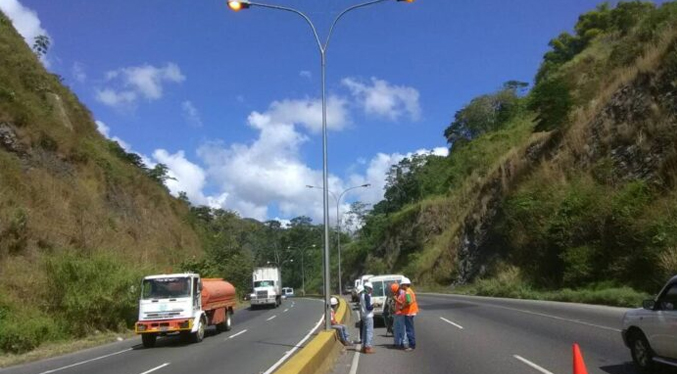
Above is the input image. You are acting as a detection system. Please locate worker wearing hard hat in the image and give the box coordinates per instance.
[391,282,407,349]
[355,285,365,344]
[330,297,353,346]
[400,277,418,351]
[360,281,375,354]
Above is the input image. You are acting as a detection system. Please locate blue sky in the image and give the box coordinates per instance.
[2,0,634,222]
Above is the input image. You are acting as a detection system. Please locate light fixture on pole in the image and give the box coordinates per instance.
[307,183,370,296]
[227,0,414,331]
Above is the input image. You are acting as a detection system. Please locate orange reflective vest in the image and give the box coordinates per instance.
[402,288,419,316]
[394,290,406,316]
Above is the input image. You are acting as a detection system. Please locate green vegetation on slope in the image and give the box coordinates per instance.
[344,1,677,303]
[0,11,202,354]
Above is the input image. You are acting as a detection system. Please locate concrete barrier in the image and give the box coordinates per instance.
[275,296,350,374]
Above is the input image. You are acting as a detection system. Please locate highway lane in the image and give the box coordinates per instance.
[1,298,322,374]
[331,294,677,374]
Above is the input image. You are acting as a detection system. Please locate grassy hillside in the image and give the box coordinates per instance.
[0,12,202,354]
[344,1,677,306]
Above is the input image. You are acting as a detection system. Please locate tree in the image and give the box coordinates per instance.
[343,202,371,237]
[32,35,50,58]
[147,163,175,185]
[444,84,522,145]
[178,191,190,205]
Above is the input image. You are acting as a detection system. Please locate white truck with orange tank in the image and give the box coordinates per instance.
[135,273,237,348]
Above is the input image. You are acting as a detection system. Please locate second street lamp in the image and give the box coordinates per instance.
[307,184,370,296]
[226,0,414,331]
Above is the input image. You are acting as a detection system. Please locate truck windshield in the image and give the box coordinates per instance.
[254,281,273,287]
[142,277,191,299]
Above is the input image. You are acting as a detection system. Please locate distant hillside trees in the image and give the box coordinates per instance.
[444,81,526,146]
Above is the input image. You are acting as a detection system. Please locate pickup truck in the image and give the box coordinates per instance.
[622,275,677,373]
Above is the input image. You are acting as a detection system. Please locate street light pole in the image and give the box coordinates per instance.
[227,0,415,331]
[307,184,370,296]
[288,244,314,296]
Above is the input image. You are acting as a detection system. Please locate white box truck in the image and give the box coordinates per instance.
[250,267,282,308]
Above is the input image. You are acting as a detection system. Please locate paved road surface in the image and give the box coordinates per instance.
[331,294,677,374]
[1,298,323,374]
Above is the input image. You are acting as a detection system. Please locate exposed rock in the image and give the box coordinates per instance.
[0,121,25,155]
[46,92,73,131]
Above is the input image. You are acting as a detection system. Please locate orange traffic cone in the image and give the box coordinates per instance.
[573,343,588,374]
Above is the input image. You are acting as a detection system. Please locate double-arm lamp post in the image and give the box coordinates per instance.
[226,0,414,331]
[287,244,316,297]
[307,184,370,296]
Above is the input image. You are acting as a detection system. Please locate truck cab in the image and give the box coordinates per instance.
[250,267,282,308]
[135,273,236,348]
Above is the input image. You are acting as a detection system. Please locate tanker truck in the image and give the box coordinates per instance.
[135,273,237,348]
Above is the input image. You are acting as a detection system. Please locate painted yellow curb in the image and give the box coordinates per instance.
[275,296,350,374]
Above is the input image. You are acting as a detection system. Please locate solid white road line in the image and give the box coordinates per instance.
[424,293,621,332]
[262,314,325,374]
[440,316,464,329]
[513,355,554,374]
[139,363,170,374]
[348,345,361,374]
[495,304,621,332]
[283,308,289,313]
[267,315,277,321]
[39,348,133,374]
[227,329,248,339]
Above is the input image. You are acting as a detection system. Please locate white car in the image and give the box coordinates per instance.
[622,275,677,373]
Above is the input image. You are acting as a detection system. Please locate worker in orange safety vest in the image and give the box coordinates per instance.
[391,282,407,349]
[400,277,418,351]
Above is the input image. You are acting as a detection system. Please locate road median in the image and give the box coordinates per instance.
[275,296,349,374]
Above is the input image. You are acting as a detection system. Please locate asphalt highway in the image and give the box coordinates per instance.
[1,298,323,374]
[331,294,677,374]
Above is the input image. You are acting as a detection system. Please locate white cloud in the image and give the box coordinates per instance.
[181,100,203,127]
[96,63,185,108]
[95,120,110,138]
[152,149,218,206]
[0,0,48,46]
[299,70,312,79]
[263,96,350,133]
[195,95,354,221]
[95,120,132,151]
[72,62,86,83]
[96,89,137,108]
[1,0,51,67]
[342,77,421,121]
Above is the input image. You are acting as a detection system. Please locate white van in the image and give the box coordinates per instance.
[367,274,405,319]
[281,287,294,298]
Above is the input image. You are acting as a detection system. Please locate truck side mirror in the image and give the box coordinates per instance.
[643,299,656,310]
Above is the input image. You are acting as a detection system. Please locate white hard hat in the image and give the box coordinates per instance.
[330,297,339,306]
[356,285,364,293]
[364,281,373,289]
[401,277,412,285]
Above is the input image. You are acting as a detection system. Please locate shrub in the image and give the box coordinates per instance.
[0,296,62,354]
[561,245,597,287]
[43,252,142,336]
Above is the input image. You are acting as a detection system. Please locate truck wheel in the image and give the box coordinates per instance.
[217,311,233,332]
[141,334,157,348]
[630,332,655,374]
[191,317,205,343]
[225,310,232,331]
